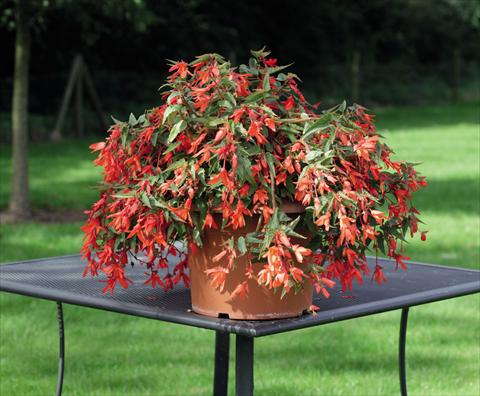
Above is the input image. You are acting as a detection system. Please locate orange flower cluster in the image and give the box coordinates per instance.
[82,49,426,298]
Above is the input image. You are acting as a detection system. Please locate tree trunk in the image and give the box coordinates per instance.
[9,0,31,220]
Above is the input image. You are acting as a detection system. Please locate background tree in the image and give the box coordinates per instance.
[2,0,156,221]
[8,0,33,221]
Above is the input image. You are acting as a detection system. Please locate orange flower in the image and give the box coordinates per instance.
[371,210,387,224]
[262,205,274,223]
[290,267,305,282]
[257,265,273,288]
[169,61,189,79]
[315,212,331,231]
[253,188,268,204]
[203,213,218,230]
[291,244,312,263]
[282,95,295,111]
[248,121,268,145]
[265,117,276,131]
[373,265,387,285]
[338,213,358,245]
[283,156,294,174]
[205,267,229,292]
[89,141,105,152]
[263,246,282,268]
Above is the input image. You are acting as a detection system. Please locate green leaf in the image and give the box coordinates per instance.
[168,120,187,143]
[265,152,277,181]
[260,208,280,254]
[244,90,268,104]
[163,140,181,154]
[237,236,247,255]
[111,115,123,124]
[236,151,255,184]
[113,192,135,199]
[263,72,271,91]
[303,113,333,140]
[151,131,159,146]
[267,63,294,75]
[288,215,302,231]
[128,113,138,126]
[218,100,233,109]
[190,54,211,66]
[121,125,129,146]
[192,228,203,247]
[137,114,146,125]
[140,192,152,208]
[167,91,180,105]
[324,127,337,152]
[305,150,323,162]
[250,47,270,58]
[224,92,237,107]
[162,105,181,125]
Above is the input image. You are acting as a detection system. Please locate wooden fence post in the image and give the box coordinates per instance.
[51,54,107,140]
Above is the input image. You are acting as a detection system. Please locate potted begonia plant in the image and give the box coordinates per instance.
[82,48,426,320]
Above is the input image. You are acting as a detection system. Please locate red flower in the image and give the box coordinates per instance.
[282,95,295,111]
[89,141,105,152]
[372,265,387,285]
[144,271,164,289]
[264,58,277,67]
[169,61,189,79]
[253,189,268,205]
[203,213,218,230]
[248,121,268,145]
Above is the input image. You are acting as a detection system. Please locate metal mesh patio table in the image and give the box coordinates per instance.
[1,254,479,396]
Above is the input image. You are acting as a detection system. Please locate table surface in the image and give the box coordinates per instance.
[1,255,479,337]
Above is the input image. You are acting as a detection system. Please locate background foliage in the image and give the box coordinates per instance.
[0,0,479,141]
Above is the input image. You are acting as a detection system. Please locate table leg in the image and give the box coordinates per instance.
[399,307,409,396]
[235,335,254,396]
[214,331,230,396]
[56,302,65,396]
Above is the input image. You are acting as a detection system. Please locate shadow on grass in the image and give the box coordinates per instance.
[256,305,479,373]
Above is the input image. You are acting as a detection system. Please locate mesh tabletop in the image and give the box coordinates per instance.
[1,255,479,337]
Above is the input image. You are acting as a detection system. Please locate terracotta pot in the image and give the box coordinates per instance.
[188,203,313,320]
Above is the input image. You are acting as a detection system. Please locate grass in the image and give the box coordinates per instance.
[1,102,479,395]
[0,139,101,210]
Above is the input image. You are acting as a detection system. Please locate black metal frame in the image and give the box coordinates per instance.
[214,331,230,396]
[53,305,411,396]
[399,307,410,396]
[1,255,478,338]
[56,302,65,396]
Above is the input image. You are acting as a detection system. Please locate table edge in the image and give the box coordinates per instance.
[1,277,478,337]
[254,280,480,337]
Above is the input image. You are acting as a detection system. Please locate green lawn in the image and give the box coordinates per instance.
[0,139,102,211]
[1,102,479,395]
